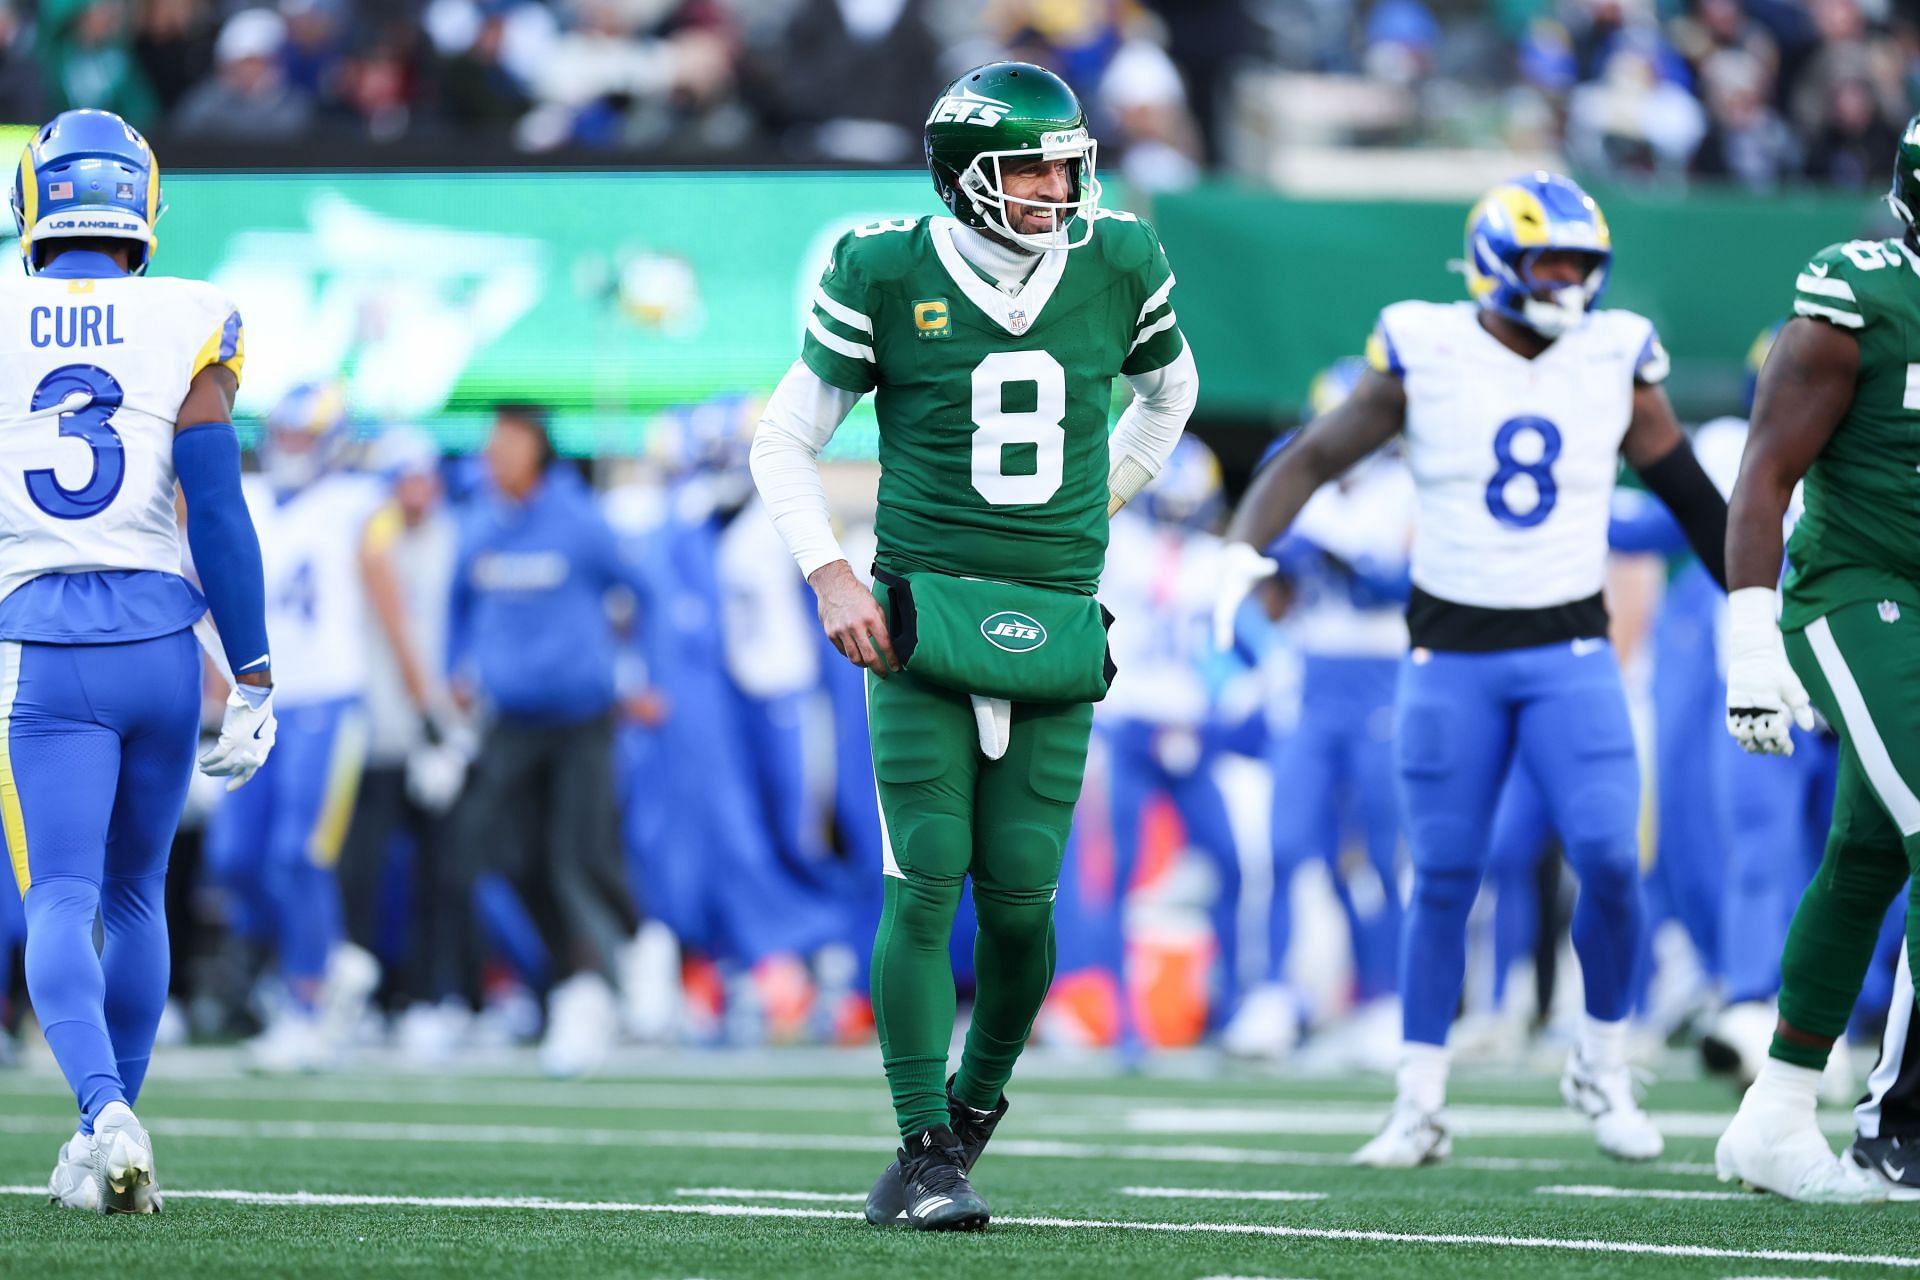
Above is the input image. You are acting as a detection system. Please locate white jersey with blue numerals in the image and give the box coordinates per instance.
[244,472,384,708]
[0,272,242,606]
[1369,300,1666,610]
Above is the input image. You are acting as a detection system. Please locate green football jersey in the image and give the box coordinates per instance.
[1781,238,1920,629]
[801,212,1184,595]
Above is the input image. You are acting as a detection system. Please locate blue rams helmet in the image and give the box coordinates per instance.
[10,110,164,276]
[261,381,353,493]
[1139,434,1224,531]
[1463,172,1611,339]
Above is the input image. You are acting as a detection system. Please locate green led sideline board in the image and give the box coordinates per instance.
[1,169,946,457]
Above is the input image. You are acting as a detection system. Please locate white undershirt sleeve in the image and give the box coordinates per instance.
[748,360,864,580]
[1108,343,1199,514]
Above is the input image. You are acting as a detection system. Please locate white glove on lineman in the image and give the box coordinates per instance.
[1725,587,1815,756]
[199,685,278,790]
[1212,540,1281,650]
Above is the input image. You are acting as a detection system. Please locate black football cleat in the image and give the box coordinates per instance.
[895,1124,989,1231]
[1848,1134,1920,1199]
[864,1080,1009,1225]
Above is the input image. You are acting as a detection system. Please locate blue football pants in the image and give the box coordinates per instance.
[1396,641,1644,1047]
[5,632,199,1131]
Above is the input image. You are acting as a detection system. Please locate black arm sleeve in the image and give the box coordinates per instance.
[1635,442,1729,591]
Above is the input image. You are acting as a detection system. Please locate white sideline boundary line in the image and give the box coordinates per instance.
[0,1114,1718,1176]
[0,1114,1716,1177]
[1120,1186,1327,1203]
[673,1187,865,1203]
[1537,1184,1755,1203]
[0,1185,1913,1269]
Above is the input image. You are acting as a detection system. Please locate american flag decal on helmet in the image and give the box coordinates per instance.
[47,182,72,200]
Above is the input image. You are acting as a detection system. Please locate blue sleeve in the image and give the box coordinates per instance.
[1608,488,1688,556]
[1348,554,1413,606]
[173,423,270,678]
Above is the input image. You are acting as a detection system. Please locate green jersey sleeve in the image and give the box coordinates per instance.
[1791,240,1896,333]
[800,228,882,394]
[1119,217,1185,377]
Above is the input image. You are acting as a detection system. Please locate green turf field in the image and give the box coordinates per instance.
[0,1048,1911,1279]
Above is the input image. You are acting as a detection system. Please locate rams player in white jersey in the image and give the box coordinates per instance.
[1218,173,1731,1166]
[3,110,275,1210]
[206,382,420,1072]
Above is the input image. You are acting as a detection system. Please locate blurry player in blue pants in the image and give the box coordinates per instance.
[205,383,390,1072]
[1239,358,1413,1064]
[4,111,276,1211]
[1098,438,1262,1045]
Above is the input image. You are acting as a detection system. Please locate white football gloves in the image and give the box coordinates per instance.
[199,685,277,790]
[1212,540,1281,650]
[1725,587,1814,756]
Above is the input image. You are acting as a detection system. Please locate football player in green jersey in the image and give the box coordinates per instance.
[1714,115,1920,1204]
[749,62,1195,1230]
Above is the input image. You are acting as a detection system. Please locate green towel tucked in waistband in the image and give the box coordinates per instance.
[872,568,1114,705]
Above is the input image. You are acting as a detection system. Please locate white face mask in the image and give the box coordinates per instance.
[263,440,323,494]
[1520,285,1589,339]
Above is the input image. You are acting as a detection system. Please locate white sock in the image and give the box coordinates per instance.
[1747,1056,1822,1113]
[94,1100,133,1128]
[1580,1015,1629,1071]
[1398,1042,1449,1113]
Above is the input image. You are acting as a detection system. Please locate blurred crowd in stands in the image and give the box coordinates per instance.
[0,0,1915,191]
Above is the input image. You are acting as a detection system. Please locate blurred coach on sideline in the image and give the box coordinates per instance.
[448,404,647,1076]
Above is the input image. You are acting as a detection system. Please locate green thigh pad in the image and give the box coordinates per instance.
[867,669,1094,893]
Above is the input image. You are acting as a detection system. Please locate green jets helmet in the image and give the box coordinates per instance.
[1888,112,1920,227]
[924,61,1102,252]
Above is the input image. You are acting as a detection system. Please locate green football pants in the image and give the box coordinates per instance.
[1775,600,1920,1067]
[866,667,1094,1138]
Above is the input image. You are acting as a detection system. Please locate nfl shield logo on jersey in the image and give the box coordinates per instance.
[1007,308,1028,334]
[1880,600,1902,623]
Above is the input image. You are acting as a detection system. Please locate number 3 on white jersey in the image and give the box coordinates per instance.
[970,349,1066,506]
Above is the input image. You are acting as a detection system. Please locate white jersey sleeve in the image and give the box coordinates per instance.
[1380,300,1654,610]
[0,274,241,603]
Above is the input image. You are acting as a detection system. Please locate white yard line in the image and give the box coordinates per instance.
[0,1185,1910,1269]
[1121,1106,1849,1141]
[1536,1184,1756,1203]
[1119,1186,1328,1203]
[672,1187,865,1203]
[0,1113,1714,1176]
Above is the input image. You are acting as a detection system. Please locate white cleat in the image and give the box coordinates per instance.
[540,972,617,1078]
[320,942,383,1051]
[247,1009,330,1074]
[1700,1000,1774,1084]
[1716,1095,1887,1203]
[47,1132,99,1211]
[1220,984,1302,1062]
[90,1102,161,1214]
[1562,1049,1664,1161]
[1352,1100,1451,1168]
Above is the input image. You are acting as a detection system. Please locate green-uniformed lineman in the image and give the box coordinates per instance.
[1716,115,1920,1204]
[748,62,1195,1230]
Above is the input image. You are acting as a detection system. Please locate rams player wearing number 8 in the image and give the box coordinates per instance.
[2,110,275,1211]
[1218,173,1730,1168]
[749,62,1195,1230]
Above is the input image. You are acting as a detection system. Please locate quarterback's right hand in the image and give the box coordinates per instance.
[808,560,900,678]
[199,684,278,790]
[1725,587,1815,756]
[1212,540,1280,651]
